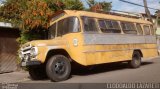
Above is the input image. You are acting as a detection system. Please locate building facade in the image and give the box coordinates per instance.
[0,22,19,73]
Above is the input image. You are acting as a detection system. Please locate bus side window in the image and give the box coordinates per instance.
[57,17,80,37]
[98,20,107,32]
[136,24,143,35]
[150,25,155,35]
[81,16,98,32]
[57,19,64,36]
[49,23,56,39]
[105,20,121,33]
[98,19,121,33]
[64,17,80,33]
[121,22,137,34]
[68,17,80,33]
[143,25,150,35]
[98,20,109,33]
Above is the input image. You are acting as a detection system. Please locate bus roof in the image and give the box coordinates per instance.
[53,10,152,25]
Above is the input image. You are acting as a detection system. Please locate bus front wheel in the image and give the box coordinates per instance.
[46,55,71,82]
[28,66,47,80]
[129,51,141,68]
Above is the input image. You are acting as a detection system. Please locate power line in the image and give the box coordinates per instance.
[119,0,159,11]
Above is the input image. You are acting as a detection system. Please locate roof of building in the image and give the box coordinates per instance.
[140,13,157,18]
[0,22,13,28]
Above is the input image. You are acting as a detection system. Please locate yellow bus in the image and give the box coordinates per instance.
[19,10,158,82]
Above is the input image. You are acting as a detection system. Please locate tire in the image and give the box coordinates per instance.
[46,55,71,82]
[129,51,141,68]
[28,66,47,80]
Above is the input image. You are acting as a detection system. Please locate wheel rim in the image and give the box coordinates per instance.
[134,58,140,65]
[54,61,66,75]
[133,55,141,65]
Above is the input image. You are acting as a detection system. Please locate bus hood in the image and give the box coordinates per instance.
[22,40,60,48]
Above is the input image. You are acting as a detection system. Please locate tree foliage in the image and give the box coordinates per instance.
[0,0,84,31]
[86,0,112,12]
[0,0,111,44]
[0,0,23,27]
[64,0,84,10]
[0,0,84,44]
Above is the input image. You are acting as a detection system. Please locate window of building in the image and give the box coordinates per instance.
[98,19,121,33]
[136,24,143,35]
[143,25,150,35]
[121,22,137,34]
[81,16,98,32]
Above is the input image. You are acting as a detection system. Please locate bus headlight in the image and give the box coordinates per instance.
[30,47,38,57]
[19,51,24,59]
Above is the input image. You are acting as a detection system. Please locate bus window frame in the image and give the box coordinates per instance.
[135,23,143,35]
[143,25,151,35]
[48,22,57,39]
[81,16,99,33]
[120,21,138,35]
[97,19,122,34]
[55,16,81,37]
[79,16,152,36]
[150,25,155,35]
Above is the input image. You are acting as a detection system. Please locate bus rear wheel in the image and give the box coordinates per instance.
[129,51,141,68]
[46,55,71,82]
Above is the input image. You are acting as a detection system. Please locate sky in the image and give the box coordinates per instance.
[0,0,3,3]
[0,0,159,14]
[82,0,160,14]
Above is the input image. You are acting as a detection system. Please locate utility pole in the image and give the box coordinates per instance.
[143,0,153,23]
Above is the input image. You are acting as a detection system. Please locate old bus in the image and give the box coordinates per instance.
[19,10,158,82]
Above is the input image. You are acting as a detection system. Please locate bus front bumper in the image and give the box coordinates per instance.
[21,61,41,67]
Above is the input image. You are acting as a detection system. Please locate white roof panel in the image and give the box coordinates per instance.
[0,22,12,28]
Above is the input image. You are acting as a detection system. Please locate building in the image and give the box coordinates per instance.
[0,22,19,73]
[139,12,160,53]
[140,13,160,33]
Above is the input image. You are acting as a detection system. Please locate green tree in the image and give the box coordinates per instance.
[0,0,84,44]
[0,0,25,27]
[86,0,112,12]
[64,0,84,10]
[0,0,111,44]
[86,0,97,7]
